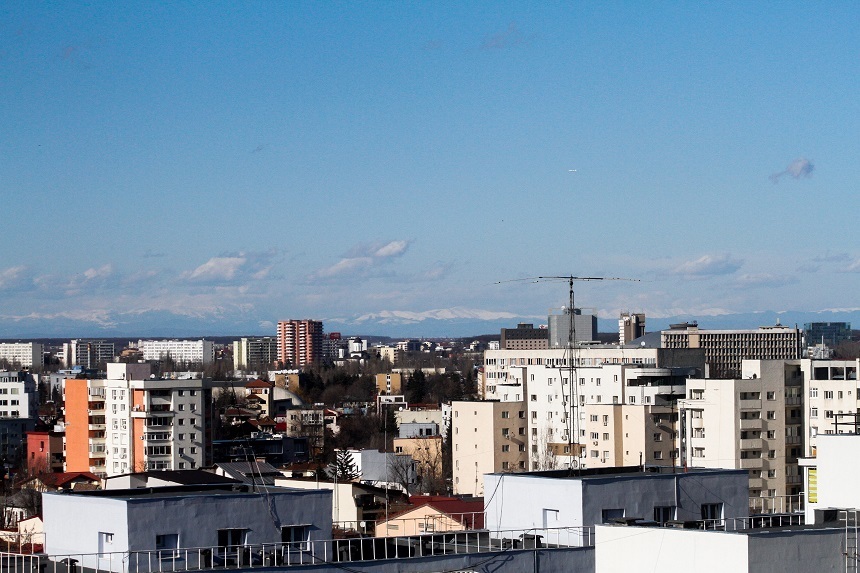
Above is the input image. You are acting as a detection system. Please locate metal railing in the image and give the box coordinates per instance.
[748,494,804,515]
[1,526,594,573]
[699,513,804,531]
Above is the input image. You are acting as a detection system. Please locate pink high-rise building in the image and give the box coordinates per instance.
[277,320,324,366]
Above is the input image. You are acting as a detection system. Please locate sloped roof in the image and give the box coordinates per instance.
[382,496,485,528]
[245,379,273,389]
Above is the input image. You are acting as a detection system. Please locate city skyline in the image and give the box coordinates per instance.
[2,3,858,337]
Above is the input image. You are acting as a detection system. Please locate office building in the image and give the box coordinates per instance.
[500,323,548,350]
[548,309,597,347]
[661,322,802,378]
[619,312,646,344]
[277,319,324,366]
[803,322,851,349]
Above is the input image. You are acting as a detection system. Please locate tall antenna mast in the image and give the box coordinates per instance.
[498,275,640,474]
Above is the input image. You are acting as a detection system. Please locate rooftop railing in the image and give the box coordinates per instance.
[0,526,594,573]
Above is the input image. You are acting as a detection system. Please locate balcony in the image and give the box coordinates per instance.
[786,475,802,485]
[748,478,765,489]
[88,423,106,431]
[149,403,174,413]
[740,439,763,450]
[740,418,762,430]
[739,399,762,410]
[89,449,106,458]
[784,435,801,445]
[785,396,802,406]
[740,458,763,469]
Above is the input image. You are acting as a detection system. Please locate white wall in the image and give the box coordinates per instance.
[595,525,748,572]
[811,434,860,516]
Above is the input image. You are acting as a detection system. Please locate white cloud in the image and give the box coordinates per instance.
[181,251,275,284]
[673,254,743,278]
[734,273,796,288]
[310,240,410,281]
[373,240,409,258]
[770,157,814,183]
[0,266,31,291]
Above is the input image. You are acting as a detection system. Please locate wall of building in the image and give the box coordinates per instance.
[595,525,749,572]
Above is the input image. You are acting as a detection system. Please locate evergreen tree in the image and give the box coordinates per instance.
[327,449,360,481]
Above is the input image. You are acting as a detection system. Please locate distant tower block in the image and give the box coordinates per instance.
[619,312,646,344]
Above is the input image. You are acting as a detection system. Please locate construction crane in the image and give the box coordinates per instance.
[497,275,640,473]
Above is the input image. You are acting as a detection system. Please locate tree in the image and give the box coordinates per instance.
[405,370,428,403]
[327,449,360,482]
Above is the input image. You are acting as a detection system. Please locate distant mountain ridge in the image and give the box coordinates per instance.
[0,307,857,340]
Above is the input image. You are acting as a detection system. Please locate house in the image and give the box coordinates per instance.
[21,471,100,492]
[43,482,333,572]
[376,495,484,537]
[275,476,408,535]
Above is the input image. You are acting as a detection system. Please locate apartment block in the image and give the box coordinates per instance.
[277,320,324,366]
[451,400,528,496]
[376,372,403,395]
[0,342,44,368]
[137,339,215,365]
[64,363,213,477]
[232,337,278,371]
[801,358,860,455]
[678,360,804,498]
[619,312,646,344]
[548,309,597,347]
[661,322,802,378]
[63,339,116,368]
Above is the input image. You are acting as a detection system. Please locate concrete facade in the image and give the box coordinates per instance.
[484,467,749,536]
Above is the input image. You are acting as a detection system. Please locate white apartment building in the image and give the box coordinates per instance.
[677,360,804,498]
[232,337,278,371]
[0,342,43,368]
[800,358,860,455]
[63,339,116,368]
[137,339,215,365]
[0,370,38,419]
[480,348,700,470]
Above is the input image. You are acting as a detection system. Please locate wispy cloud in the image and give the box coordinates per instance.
[181,251,275,284]
[0,266,32,292]
[734,273,796,288]
[770,157,814,183]
[310,240,410,281]
[481,23,530,50]
[843,259,860,273]
[673,254,743,278]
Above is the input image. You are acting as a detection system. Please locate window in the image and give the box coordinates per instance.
[502,428,510,437]
[653,433,662,442]
[824,391,834,399]
[281,526,309,550]
[810,408,818,418]
[654,506,675,524]
[603,433,609,440]
[501,461,509,469]
[766,391,775,400]
[653,451,663,460]
[825,410,834,419]
[591,432,599,440]
[810,388,818,398]
[690,389,704,400]
[700,503,723,521]
[501,411,510,419]
[767,450,775,459]
[601,509,625,523]
[502,445,510,452]
[218,528,249,554]
[766,411,776,420]
[693,447,705,458]
[530,395,537,402]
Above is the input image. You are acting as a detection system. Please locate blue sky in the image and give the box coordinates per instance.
[1,2,858,336]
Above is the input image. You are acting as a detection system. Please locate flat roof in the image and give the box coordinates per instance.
[45,483,327,501]
[488,465,746,480]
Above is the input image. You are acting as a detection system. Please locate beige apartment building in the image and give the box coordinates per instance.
[451,401,527,496]
[678,360,804,498]
[376,372,403,396]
